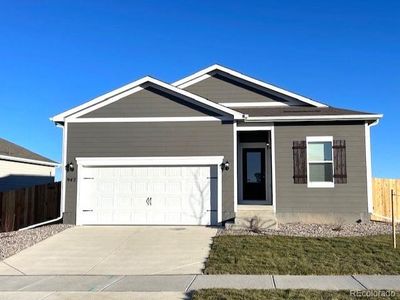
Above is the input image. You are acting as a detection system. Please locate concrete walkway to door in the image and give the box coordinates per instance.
[1,226,217,275]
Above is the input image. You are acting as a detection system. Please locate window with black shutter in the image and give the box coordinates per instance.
[292,140,307,184]
[333,140,347,184]
[293,137,348,187]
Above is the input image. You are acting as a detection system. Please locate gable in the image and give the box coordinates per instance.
[79,85,223,118]
[183,72,310,106]
[52,76,243,122]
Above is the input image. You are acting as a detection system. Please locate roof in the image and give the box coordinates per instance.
[172,64,328,108]
[51,76,245,122]
[0,138,59,166]
[238,107,383,122]
[51,65,383,124]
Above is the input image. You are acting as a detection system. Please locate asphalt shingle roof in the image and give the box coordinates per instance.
[0,138,57,164]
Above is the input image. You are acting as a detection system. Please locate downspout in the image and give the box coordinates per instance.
[369,118,380,128]
[365,118,380,216]
[19,122,66,231]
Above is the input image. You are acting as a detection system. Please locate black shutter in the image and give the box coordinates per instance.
[292,140,307,184]
[333,140,347,184]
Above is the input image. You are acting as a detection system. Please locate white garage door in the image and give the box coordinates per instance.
[78,165,217,225]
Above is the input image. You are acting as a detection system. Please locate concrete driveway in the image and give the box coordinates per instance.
[1,226,217,275]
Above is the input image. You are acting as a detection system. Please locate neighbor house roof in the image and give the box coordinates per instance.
[0,138,59,166]
[239,107,382,122]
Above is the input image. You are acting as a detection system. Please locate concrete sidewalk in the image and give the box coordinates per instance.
[0,275,399,292]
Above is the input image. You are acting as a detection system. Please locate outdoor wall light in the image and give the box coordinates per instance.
[65,162,74,172]
[221,161,230,171]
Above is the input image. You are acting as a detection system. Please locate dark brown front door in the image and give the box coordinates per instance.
[242,148,266,200]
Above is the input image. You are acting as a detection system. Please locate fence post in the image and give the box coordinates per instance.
[392,189,396,249]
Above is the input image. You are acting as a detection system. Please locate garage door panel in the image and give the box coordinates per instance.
[115,181,133,194]
[150,195,166,209]
[165,181,182,194]
[133,211,147,223]
[133,194,149,208]
[78,165,216,225]
[166,167,182,177]
[97,195,114,209]
[148,181,166,193]
[164,212,181,224]
[98,211,113,223]
[166,196,182,210]
[114,196,132,208]
[115,210,131,223]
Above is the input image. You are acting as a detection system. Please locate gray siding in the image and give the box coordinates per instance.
[64,121,234,224]
[274,122,368,220]
[81,86,221,118]
[184,74,306,105]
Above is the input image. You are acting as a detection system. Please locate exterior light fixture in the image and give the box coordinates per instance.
[66,162,74,172]
[221,161,230,171]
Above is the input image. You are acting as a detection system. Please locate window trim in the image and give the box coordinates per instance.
[306,136,334,188]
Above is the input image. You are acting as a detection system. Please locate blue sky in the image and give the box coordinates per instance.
[0,1,399,178]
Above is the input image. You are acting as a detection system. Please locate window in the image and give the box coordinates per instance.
[306,136,334,188]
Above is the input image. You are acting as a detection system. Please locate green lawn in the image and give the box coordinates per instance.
[204,235,400,274]
[192,289,400,300]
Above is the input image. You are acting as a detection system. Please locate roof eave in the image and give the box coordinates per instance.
[244,114,383,123]
[0,154,60,167]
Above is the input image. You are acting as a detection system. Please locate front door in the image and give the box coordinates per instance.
[242,148,266,200]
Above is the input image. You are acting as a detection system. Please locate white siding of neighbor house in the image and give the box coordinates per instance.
[0,160,55,192]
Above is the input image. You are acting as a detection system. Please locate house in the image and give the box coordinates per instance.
[51,65,382,226]
[0,138,59,192]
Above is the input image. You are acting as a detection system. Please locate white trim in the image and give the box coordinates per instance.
[52,76,243,122]
[76,156,224,223]
[172,64,328,108]
[60,123,67,214]
[306,136,335,189]
[236,126,274,131]
[245,114,383,122]
[0,154,59,167]
[76,163,83,226]
[68,116,231,123]
[307,181,335,188]
[177,74,211,89]
[76,156,224,166]
[270,126,276,213]
[233,122,237,213]
[217,164,223,222]
[220,102,289,108]
[365,119,379,213]
[306,136,334,142]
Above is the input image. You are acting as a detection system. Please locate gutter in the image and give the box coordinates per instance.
[244,114,383,122]
[0,155,60,167]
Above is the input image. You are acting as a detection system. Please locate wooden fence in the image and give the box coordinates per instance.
[372,178,400,222]
[0,182,61,232]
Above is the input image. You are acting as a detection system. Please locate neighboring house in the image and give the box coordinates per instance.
[51,65,382,226]
[0,138,59,192]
